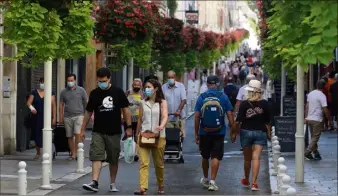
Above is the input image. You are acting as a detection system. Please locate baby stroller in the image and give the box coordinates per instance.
[164,114,184,163]
[52,124,70,160]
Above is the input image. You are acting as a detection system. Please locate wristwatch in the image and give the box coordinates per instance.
[126,125,132,129]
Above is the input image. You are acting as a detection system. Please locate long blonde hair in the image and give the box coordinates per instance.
[246,90,262,102]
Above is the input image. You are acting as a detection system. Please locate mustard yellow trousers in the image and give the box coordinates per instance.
[138,138,166,190]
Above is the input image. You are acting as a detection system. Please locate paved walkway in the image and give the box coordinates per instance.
[269,131,337,195]
[47,116,271,195]
[0,131,93,195]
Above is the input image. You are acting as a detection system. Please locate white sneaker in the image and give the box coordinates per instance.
[208,181,219,191]
[109,183,119,192]
[119,152,124,159]
[200,178,209,188]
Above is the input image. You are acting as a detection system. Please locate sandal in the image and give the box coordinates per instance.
[68,156,76,161]
[134,188,147,195]
[158,185,164,195]
[33,155,40,160]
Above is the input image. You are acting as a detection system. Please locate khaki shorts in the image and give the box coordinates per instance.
[64,115,84,137]
[89,132,121,164]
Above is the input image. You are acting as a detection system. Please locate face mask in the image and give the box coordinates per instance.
[144,88,153,97]
[39,83,44,90]
[98,81,108,89]
[168,79,175,85]
[67,82,75,88]
[133,87,141,92]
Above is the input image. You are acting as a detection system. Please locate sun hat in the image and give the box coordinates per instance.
[245,79,262,92]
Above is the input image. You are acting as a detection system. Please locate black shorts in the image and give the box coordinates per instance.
[199,135,225,160]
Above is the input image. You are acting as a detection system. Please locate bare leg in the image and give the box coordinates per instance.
[243,146,253,181]
[202,159,209,179]
[92,161,102,181]
[68,137,75,157]
[251,144,264,184]
[109,163,118,184]
[210,158,220,181]
[36,147,41,155]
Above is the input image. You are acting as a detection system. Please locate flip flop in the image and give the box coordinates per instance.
[68,156,76,161]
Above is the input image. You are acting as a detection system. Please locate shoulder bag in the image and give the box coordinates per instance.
[139,102,161,148]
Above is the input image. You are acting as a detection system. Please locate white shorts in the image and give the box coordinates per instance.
[64,115,84,137]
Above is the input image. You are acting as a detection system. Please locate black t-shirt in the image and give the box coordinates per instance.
[86,85,129,135]
[236,100,270,131]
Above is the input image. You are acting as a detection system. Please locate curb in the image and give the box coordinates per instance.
[27,162,109,195]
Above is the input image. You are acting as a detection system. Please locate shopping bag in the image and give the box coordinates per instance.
[123,137,136,163]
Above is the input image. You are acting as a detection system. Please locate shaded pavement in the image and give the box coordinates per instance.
[48,116,271,195]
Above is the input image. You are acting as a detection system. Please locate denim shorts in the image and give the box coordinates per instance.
[240,129,267,148]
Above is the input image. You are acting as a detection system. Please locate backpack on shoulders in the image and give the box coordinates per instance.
[200,92,225,132]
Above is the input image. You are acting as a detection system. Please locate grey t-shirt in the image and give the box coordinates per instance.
[60,86,88,118]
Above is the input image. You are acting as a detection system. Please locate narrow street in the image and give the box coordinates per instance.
[48,116,271,195]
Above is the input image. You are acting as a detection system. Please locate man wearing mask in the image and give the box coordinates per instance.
[59,73,88,160]
[162,71,187,139]
[80,67,132,192]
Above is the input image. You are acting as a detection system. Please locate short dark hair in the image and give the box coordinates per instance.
[145,79,165,103]
[66,73,76,80]
[39,77,44,83]
[317,79,326,89]
[144,74,158,86]
[96,67,111,78]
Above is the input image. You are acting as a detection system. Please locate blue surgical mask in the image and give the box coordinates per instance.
[168,79,175,85]
[39,83,44,90]
[67,82,75,88]
[144,88,153,97]
[98,81,108,89]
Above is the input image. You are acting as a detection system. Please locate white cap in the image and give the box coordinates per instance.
[245,80,262,92]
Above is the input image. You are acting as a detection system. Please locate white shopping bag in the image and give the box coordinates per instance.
[123,137,136,164]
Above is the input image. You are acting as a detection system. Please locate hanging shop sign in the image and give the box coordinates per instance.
[185,10,199,25]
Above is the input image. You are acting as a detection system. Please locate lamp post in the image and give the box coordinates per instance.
[43,60,53,178]
[295,65,305,182]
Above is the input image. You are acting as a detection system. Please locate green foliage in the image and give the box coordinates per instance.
[158,50,186,76]
[265,1,338,71]
[130,38,153,69]
[3,1,62,67]
[167,0,178,17]
[198,50,212,69]
[57,1,95,59]
[185,50,198,71]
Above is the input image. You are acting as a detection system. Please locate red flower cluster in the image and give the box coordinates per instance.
[95,0,162,43]
[181,26,205,51]
[203,31,219,50]
[256,0,268,40]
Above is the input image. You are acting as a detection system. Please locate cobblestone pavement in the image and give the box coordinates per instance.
[48,117,271,195]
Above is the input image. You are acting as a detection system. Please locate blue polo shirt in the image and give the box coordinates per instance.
[194,88,233,135]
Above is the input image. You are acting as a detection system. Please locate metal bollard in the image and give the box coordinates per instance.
[272,145,281,175]
[76,143,85,173]
[18,161,27,195]
[40,153,52,190]
[280,175,291,195]
[277,165,287,193]
[286,187,297,195]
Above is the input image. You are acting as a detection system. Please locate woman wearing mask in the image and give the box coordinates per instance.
[134,79,168,195]
[123,78,144,161]
[26,77,57,160]
[234,80,271,191]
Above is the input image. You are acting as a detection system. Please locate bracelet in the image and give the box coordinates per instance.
[29,105,35,111]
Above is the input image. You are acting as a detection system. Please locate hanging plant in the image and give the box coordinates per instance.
[95,0,162,44]
[56,0,95,59]
[198,50,212,68]
[182,26,205,51]
[158,51,186,76]
[130,38,153,69]
[153,17,184,52]
[167,0,178,17]
[185,50,198,71]
[106,42,129,71]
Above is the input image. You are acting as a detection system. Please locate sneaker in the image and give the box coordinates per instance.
[119,152,124,159]
[200,178,209,188]
[240,178,250,187]
[313,153,322,160]
[82,181,99,192]
[109,183,119,192]
[305,153,314,160]
[251,184,260,191]
[208,181,219,191]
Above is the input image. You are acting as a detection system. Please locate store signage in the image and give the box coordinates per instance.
[185,10,199,24]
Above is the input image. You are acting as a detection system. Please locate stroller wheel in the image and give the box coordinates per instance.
[178,156,184,164]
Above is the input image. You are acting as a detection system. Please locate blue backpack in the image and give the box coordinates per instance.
[200,92,225,132]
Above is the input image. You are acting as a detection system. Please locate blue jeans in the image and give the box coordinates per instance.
[240,129,267,148]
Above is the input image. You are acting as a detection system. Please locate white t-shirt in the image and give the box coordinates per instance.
[306,90,327,122]
[236,85,248,101]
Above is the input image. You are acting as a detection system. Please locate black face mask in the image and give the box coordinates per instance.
[133,87,141,92]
